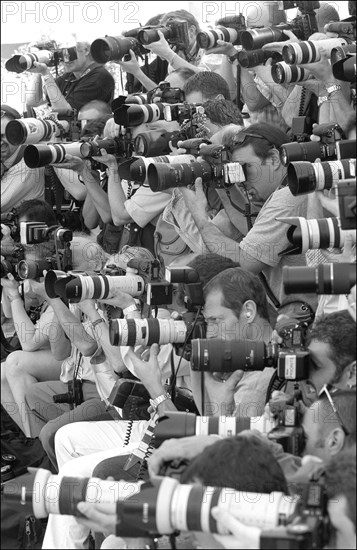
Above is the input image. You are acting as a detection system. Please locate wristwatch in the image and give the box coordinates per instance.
[123,303,139,316]
[228,52,240,64]
[92,317,105,329]
[326,84,342,96]
[149,393,171,412]
[317,95,330,107]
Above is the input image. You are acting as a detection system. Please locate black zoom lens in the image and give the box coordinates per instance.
[137,26,173,45]
[190,339,276,372]
[283,263,356,294]
[147,161,213,192]
[90,36,138,62]
[288,159,356,195]
[280,141,330,165]
[240,24,291,50]
[238,49,278,68]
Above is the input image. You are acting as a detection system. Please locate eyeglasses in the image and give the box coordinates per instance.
[231,132,271,146]
[318,384,350,436]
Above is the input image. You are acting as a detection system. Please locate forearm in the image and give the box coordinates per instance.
[49,298,97,355]
[166,51,200,73]
[42,73,73,115]
[54,168,87,201]
[82,195,101,229]
[131,68,157,92]
[49,316,71,360]
[107,167,132,225]
[9,296,47,351]
[240,68,271,111]
[81,171,112,224]
[25,73,45,106]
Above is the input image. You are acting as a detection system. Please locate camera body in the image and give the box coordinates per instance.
[197,14,246,49]
[5,46,77,74]
[53,379,83,408]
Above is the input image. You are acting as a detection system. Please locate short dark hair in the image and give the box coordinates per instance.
[203,98,243,127]
[204,267,270,322]
[80,115,112,138]
[229,123,288,160]
[181,435,288,494]
[317,390,356,447]
[325,448,356,530]
[183,72,231,101]
[16,199,57,227]
[161,10,201,33]
[306,311,356,384]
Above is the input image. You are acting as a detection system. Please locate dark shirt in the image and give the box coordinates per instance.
[54,64,115,112]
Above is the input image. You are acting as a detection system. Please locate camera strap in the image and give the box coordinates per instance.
[73,351,83,382]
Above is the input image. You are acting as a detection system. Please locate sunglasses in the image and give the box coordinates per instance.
[318,384,350,436]
[231,132,272,146]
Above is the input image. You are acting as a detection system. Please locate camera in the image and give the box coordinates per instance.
[90,35,145,63]
[268,401,306,456]
[0,259,20,280]
[24,142,83,168]
[109,318,186,346]
[147,147,246,192]
[325,19,356,41]
[53,379,83,408]
[112,96,205,127]
[271,62,311,84]
[287,158,356,196]
[196,14,246,49]
[5,117,71,146]
[5,46,77,74]
[191,339,310,378]
[119,154,197,184]
[136,21,189,49]
[282,38,348,65]
[278,216,354,255]
[280,127,356,166]
[332,52,356,82]
[153,411,276,448]
[238,49,282,68]
[80,137,127,160]
[16,258,57,280]
[126,83,185,106]
[19,222,72,246]
[283,263,356,294]
[335,178,356,230]
[58,209,83,232]
[53,272,145,302]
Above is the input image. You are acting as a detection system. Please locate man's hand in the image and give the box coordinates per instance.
[52,154,85,173]
[104,118,120,139]
[1,273,20,299]
[203,370,244,415]
[92,149,118,169]
[144,30,172,60]
[27,61,50,75]
[125,343,162,388]
[180,177,209,222]
[147,435,220,477]
[262,30,299,53]
[204,39,237,57]
[76,501,117,536]
[211,507,261,549]
[116,49,141,75]
[98,288,136,309]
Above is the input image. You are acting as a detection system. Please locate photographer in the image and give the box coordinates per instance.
[25,39,114,117]
[1,105,45,214]
[179,123,323,312]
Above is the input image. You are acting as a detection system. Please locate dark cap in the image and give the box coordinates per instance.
[1,104,21,121]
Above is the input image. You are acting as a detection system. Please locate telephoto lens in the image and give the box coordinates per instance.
[332,54,356,82]
[277,216,352,254]
[24,143,83,168]
[283,263,356,294]
[17,259,55,280]
[238,49,281,68]
[90,36,139,62]
[116,478,297,536]
[64,274,145,302]
[109,318,187,346]
[137,26,174,45]
[5,118,70,146]
[113,102,166,127]
[5,50,53,73]
[133,130,176,157]
[153,411,275,447]
[197,26,243,49]
[271,62,310,84]
[280,140,334,165]
[282,38,348,64]
[2,468,143,518]
[240,23,292,50]
[190,339,277,372]
[288,159,356,196]
[80,138,122,158]
[147,160,214,192]
[122,154,196,184]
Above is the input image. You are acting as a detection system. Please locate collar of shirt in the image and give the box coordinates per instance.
[62,62,100,83]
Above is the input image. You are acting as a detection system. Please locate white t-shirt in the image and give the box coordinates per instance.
[1,153,45,214]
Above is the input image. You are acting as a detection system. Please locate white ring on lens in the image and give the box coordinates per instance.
[219,416,236,438]
[196,416,210,436]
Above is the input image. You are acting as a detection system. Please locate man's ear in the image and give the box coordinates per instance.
[326,427,345,456]
[347,360,356,388]
[189,25,197,40]
[268,147,281,168]
[215,93,225,101]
